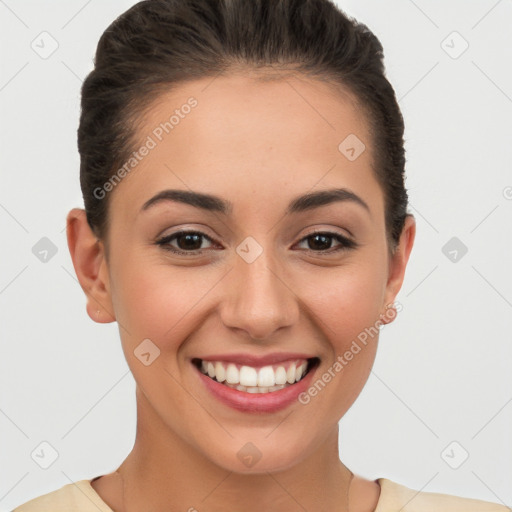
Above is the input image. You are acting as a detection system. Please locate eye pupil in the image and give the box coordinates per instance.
[309,234,331,251]
[178,233,202,250]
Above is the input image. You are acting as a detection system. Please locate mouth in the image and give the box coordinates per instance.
[192,357,320,394]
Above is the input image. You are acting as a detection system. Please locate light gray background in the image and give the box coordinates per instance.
[1,0,511,510]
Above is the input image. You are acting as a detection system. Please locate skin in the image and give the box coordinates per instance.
[67,71,415,512]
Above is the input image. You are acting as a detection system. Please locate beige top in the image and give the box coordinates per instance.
[12,477,510,511]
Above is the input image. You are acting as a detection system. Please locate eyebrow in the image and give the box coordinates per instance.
[141,187,370,215]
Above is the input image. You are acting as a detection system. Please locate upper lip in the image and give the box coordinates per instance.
[193,352,318,367]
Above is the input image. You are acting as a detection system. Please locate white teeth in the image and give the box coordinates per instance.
[246,386,263,393]
[239,366,258,387]
[226,363,239,384]
[215,362,226,382]
[275,366,287,385]
[296,362,307,382]
[223,382,288,393]
[257,366,275,387]
[286,363,297,384]
[197,358,313,393]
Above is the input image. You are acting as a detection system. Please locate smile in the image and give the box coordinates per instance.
[193,357,319,394]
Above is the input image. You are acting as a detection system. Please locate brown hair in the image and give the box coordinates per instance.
[78,0,410,251]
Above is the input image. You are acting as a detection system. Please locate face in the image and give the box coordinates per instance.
[70,72,415,474]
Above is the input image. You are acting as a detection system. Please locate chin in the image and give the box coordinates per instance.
[201,434,316,475]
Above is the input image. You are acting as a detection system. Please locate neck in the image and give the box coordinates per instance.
[116,386,354,512]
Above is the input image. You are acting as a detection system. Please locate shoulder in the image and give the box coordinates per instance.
[375,478,510,512]
[12,479,113,512]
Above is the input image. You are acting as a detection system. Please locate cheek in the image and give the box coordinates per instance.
[297,260,385,404]
[302,260,387,345]
[110,260,199,402]
[295,269,383,421]
[111,254,218,348]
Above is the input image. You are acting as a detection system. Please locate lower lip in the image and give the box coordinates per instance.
[194,361,318,413]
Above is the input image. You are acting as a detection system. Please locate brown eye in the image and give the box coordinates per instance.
[296,231,358,253]
[156,230,215,254]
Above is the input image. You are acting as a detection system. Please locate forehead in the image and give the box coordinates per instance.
[142,71,370,155]
[108,72,381,218]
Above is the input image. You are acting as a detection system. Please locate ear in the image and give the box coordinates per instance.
[380,214,416,324]
[66,208,116,323]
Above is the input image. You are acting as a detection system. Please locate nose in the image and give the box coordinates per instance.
[219,249,299,341]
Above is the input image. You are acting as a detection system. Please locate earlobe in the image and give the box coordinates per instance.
[379,302,398,325]
[66,208,116,324]
[381,214,416,324]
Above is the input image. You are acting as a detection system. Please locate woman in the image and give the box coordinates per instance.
[12,0,508,510]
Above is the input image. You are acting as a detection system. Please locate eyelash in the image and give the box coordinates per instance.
[155,229,358,256]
